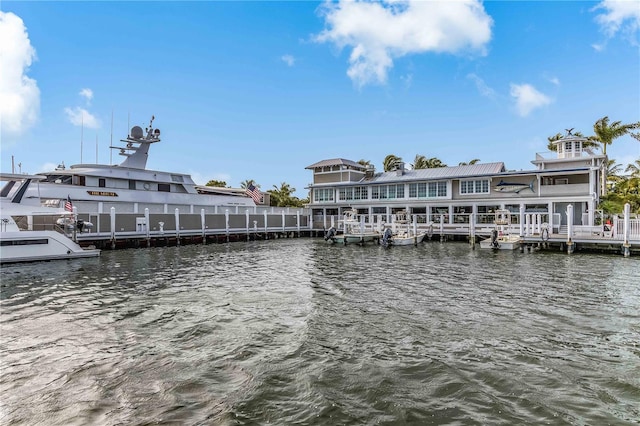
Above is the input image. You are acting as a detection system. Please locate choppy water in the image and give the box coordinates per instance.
[1,239,639,425]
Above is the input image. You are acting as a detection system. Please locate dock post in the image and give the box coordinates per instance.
[519,205,525,253]
[264,210,268,239]
[623,203,631,257]
[297,210,301,237]
[469,213,476,249]
[225,209,230,242]
[566,204,574,254]
[175,208,180,245]
[201,209,206,243]
[110,207,116,249]
[282,211,286,235]
[439,214,445,242]
[246,209,250,241]
[145,208,150,245]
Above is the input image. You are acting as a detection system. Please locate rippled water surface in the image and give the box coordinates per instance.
[1,239,639,425]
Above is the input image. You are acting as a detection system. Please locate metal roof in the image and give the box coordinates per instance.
[368,162,506,183]
[305,158,366,169]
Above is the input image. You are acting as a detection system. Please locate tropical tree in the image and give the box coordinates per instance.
[606,159,624,191]
[268,182,297,207]
[240,179,260,189]
[424,157,447,168]
[383,154,402,172]
[591,116,640,156]
[459,159,480,166]
[205,179,227,187]
[625,159,640,178]
[357,159,372,167]
[599,158,640,214]
[411,154,428,170]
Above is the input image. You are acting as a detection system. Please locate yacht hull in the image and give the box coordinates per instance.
[0,231,100,264]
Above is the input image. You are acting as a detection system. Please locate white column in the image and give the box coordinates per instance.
[201,208,206,238]
[145,208,150,240]
[110,207,116,241]
[175,208,180,240]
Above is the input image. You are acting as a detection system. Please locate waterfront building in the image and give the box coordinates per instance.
[306,132,607,233]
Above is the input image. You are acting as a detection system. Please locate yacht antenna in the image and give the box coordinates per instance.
[80,112,84,163]
[110,109,113,165]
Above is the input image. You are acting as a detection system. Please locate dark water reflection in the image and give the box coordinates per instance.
[1,239,639,425]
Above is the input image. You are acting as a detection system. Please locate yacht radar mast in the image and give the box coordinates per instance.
[110,115,161,170]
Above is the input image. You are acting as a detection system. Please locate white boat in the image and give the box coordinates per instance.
[21,116,257,215]
[1,174,100,264]
[325,209,380,244]
[479,209,521,250]
[380,210,430,246]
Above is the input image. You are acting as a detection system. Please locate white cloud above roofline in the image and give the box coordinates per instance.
[509,83,553,117]
[592,0,640,47]
[0,11,40,138]
[314,0,493,88]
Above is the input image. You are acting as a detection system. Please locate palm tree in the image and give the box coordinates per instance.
[357,159,372,167]
[411,154,428,170]
[625,159,640,178]
[591,116,639,156]
[459,159,480,166]
[383,154,402,172]
[268,182,296,207]
[240,179,260,189]
[606,159,624,191]
[424,157,447,168]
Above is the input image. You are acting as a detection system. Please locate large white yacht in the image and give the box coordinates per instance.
[22,116,256,215]
[1,173,100,264]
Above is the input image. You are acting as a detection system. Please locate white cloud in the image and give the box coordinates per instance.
[547,76,560,86]
[281,54,295,66]
[467,73,496,98]
[593,0,640,44]
[0,12,40,136]
[314,0,493,87]
[400,73,413,89]
[79,88,93,103]
[510,83,552,117]
[64,107,100,129]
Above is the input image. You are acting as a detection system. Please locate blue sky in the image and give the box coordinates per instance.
[1,1,639,198]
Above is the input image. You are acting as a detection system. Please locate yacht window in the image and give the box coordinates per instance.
[158,183,170,192]
[1,239,48,246]
[171,175,184,183]
[73,175,86,186]
[99,178,106,188]
[129,180,136,190]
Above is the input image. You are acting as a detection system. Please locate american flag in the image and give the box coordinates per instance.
[245,184,262,203]
[64,195,73,212]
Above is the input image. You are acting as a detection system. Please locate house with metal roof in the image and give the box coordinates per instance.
[305,133,607,233]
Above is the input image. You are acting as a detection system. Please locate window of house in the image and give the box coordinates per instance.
[460,179,489,195]
[313,188,334,202]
